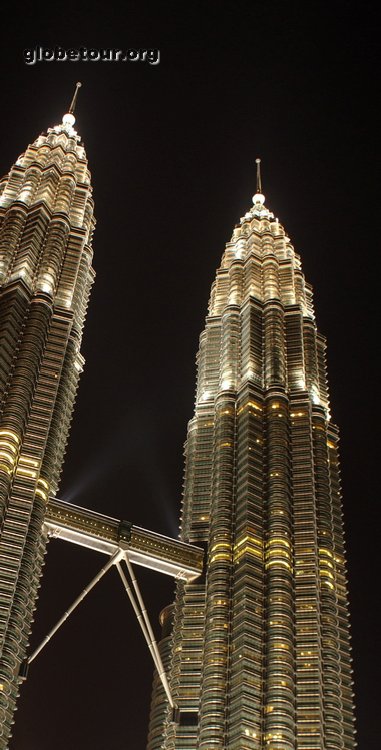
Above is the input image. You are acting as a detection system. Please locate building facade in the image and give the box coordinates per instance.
[0,94,95,745]
[147,180,356,750]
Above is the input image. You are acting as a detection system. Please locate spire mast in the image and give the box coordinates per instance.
[68,82,82,115]
[61,82,82,131]
[255,157,262,194]
[253,157,265,207]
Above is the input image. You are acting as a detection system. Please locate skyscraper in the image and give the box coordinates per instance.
[147,165,356,750]
[0,85,95,745]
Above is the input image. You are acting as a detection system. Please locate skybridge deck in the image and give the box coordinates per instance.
[44,498,203,582]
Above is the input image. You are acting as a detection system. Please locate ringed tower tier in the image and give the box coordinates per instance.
[0,85,95,745]
[147,164,356,750]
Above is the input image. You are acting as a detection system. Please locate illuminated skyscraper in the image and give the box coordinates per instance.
[147,164,356,750]
[0,85,95,745]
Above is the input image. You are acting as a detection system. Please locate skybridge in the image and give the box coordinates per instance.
[19,498,204,712]
[45,498,203,581]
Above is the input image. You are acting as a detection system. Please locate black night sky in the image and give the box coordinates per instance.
[0,2,379,748]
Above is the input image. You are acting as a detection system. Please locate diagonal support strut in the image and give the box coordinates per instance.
[116,558,175,709]
[20,548,176,712]
[24,549,124,670]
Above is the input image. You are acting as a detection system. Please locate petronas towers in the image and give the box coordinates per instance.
[0,87,95,744]
[147,177,356,749]
[0,97,355,749]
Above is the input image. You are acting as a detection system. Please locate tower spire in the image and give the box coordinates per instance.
[255,157,262,193]
[68,81,82,115]
[61,82,82,133]
[253,156,265,206]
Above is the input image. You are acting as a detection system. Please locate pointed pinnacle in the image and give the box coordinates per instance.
[255,158,262,194]
[68,82,82,115]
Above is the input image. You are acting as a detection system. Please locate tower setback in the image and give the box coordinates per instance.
[147,177,356,750]
[0,92,95,744]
